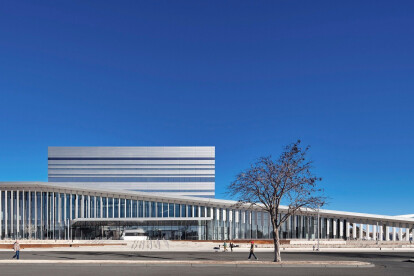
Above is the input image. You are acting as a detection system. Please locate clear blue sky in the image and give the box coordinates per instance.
[1,1,413,216]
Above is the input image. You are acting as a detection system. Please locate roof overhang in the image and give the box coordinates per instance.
[70,217,212,226]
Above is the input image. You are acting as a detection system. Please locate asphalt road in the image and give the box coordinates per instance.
[0,251,413,276]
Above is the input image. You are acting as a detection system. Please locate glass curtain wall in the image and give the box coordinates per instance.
[0,188,340,241]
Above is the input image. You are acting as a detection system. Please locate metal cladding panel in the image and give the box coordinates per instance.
[48,169,215,175]
[48,160,215,165]
[48,147,215,158]
[48,146,215,198]
[46,182,215,190]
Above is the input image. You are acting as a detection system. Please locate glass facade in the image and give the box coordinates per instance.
[0,186,392,241]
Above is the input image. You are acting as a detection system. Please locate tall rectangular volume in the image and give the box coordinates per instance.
[48,146,215,198]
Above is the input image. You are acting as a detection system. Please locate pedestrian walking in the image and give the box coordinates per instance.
[223,241,228,252]
[230,242,234,252]
[248,241,258,260]
[12,241,20,260]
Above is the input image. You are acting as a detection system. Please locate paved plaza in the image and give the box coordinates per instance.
[0,251,413,275]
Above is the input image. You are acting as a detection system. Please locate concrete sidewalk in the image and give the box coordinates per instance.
[1,247,413,253]
[0,259,374,268]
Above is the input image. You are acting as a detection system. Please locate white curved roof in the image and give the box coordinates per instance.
[396,214,414,218]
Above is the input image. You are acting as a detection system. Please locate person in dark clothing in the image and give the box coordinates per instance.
[248,241,258,260]
[230,242,234,252]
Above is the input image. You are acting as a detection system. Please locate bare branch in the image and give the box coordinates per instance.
[227,140,325,262]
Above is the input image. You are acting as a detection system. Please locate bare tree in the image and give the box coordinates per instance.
[228,140,325,262]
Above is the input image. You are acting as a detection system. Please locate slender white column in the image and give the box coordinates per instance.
[339,220,344,238]
[52,192,55,239]
[106,197,111,218]
[22,191,25,239]
[45,192,49,239]
[34,192,37,239]
[64,193,67,239]
[228,210,233,239]
[286,215,291,237]
[117,199,120,218]
[69,194,72,220]
[132,198,135,218]
[359,224,364,240]
[112,197,115,218]
[379,224,383,241]
[234,210,239,239]
[26,191,29,239]
[88,196,91,218]
[0,191,2,239]
[81,195,84,218]
[352,223,357,239]
[326,219,330,238]
[11,191,13,239]
[58,193,61,239]
[69,194,76,219]
[64,194,67,222]
[107,197,109,218]
[366,224,370,240]
[40,191,43,239]
[129,198,131,218]
[58,193,61,223]
[373,224,377,241]
[4,191,7,237]
[16,191,19,239]
[75,195,78,219]
[123,198,126,218]
[406,227,410,241]
[398,227,403,241]
[392,227,397,241]
[333,220,337,238]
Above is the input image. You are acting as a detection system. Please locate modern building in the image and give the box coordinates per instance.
[48,147,215,198]
[0,147,413,241]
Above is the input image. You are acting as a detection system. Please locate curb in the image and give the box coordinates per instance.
[0,260,374,268]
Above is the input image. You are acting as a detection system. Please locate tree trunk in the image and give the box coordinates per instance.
[271,217,281,262]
